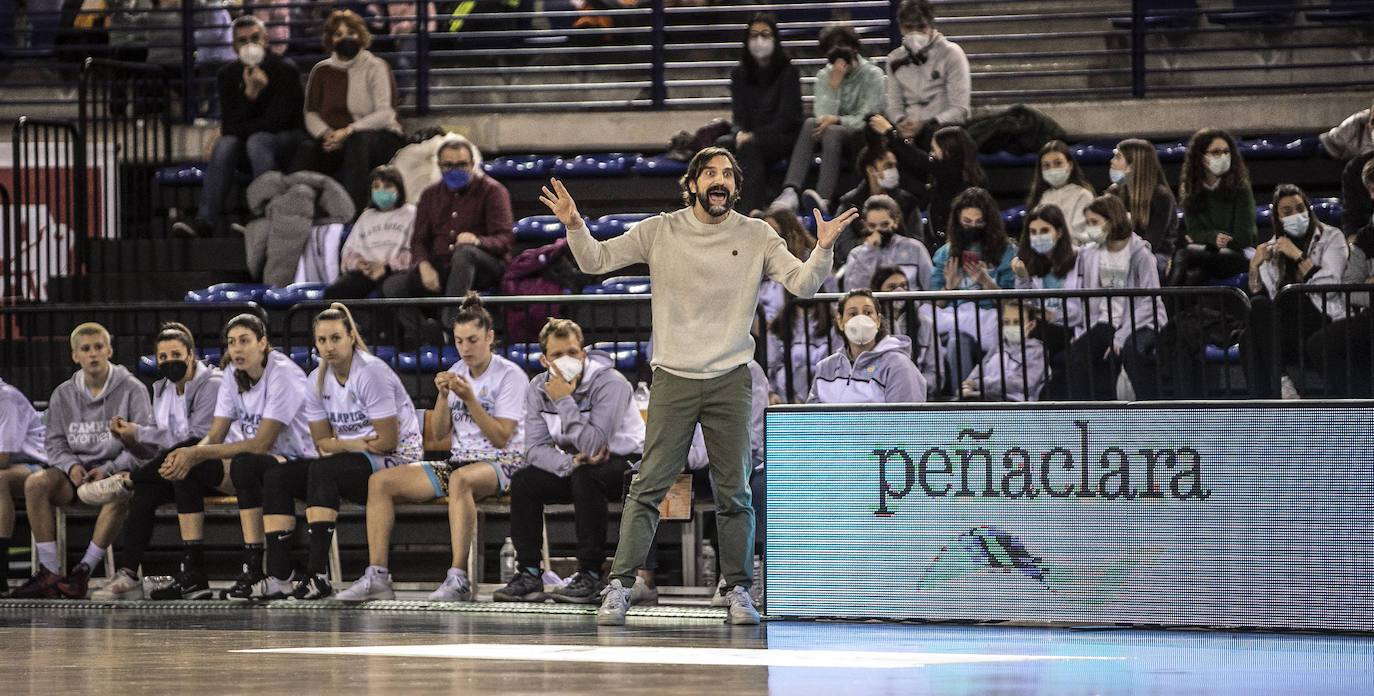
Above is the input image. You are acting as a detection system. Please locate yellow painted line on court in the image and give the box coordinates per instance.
[234,643,1124,669]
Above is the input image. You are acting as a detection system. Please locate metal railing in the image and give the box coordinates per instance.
[9,117,87,302]
[1,1,1371,121]
[1269,283,1374,398]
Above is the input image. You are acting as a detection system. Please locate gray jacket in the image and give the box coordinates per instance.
[46,364,153,474]
[842,234,934,292]
[244,170,356,287]
[1075,234,1168,348]
[1257,221,1349,320]
[1319,108,1374,161]
[524,350,645,478]
[807,334,926,404]
[883,32,972,128]
[132,360,224,458]
[967,338,1047,402]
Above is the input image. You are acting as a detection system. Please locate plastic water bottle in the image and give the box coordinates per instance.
[633,381,650,421]
[499,537,517,583]
[698,543,717,586]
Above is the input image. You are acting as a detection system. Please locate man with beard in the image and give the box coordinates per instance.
[540,147,857,625]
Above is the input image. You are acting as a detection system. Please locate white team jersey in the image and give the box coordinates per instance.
[445,354,526,462]
[214,350,318,459]
[303,350,424,467]
[0,379,47,464]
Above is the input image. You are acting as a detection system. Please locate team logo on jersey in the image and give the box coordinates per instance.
[866,365,876,373]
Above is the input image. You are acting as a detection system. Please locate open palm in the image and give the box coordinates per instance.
[540,178,582,228]
[814,207,861,250]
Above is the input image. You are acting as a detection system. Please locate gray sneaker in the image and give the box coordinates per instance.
[725,585,760,625]
[596,578,631,625]
[550,572,604,604]
[493,569,547,602]
[335,566,395,602]
[427,569,473,601]
[709,577,728,607]
[629,576,658,606]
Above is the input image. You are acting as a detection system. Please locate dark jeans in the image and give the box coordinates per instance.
[1066,323,1158,400]
[289,129,406,214]
[380,245,506,346]
[508,456,634,574]
[720,129,795,214]
[1241,294,1330,398]
[199,129,304,224]
[1167,244,1248,286]
[323,269,394,300]
[1304,312,1374,397]
[121,439,226,573]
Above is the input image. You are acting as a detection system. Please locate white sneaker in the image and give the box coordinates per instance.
[629,576,658,606]
[77,472,134,506]
[597,578,631,625]
[427,568,473,601]
[262,572,297,600]
[336,566,395,602]
[709,577,728,607]
[90,568,143,600]
[769,187,799,213]
[725,585,760,625]
[1280,374,1300,400]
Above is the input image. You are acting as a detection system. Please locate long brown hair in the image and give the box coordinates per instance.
[1179,128,1249,214]
[1087,194,1133,243]
[1270,183,1318,287]
[1111,138,1172,234]
[222,313,270,393]
[763,207,816,260]
[154,321,196,355]
[313,302,371,394]
[1025,140,1094,210]
[933,126,988,189]
[451,291,494,332]
[1017,204,1077,278]
[947,187,1008,264]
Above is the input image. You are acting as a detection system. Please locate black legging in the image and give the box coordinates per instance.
[1065,323,1158,400]
[1167,244,1248,286]
[121,439,226,572]
[306,452,375,510]
[1304,313,1374,397]
[1240,293,1330,398]
[229,453,311,515]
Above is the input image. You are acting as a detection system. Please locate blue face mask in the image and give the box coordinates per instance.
[371,188,398,210]
[1029,234,1056,255]
[442,169,470,191]
[1109,168,1128,185]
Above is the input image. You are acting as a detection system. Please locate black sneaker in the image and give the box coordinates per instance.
[149,570,213,600]
[222,570,269,601]
[492,569,548,603]
[289,574,333,601]
[550,571,605,605]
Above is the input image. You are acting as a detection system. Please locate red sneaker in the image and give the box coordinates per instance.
[11,567,62,599]
[56,562,93,599]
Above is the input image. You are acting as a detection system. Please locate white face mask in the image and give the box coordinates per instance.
[1109,168,1128,185]
[1281,211,1310,239]
[551,355,584,383]
[747,37,773,61]
[1001,325,1023,346]
[1206,154,1231,177]
[1041,167,1069,188]
[238,43,265,68]
[843,314,879,346]
[1083,225,1107,244]
[877,168,900,191]
[903,31,931,54]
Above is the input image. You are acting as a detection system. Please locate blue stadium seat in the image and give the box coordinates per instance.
[372,345,398,366]
[1001,206,1028,235]
[583,275,650,295]
[977,151,1037,168]
[1155,139,1189,163]
[396,346,457,372]
[593,213,653,240]
[800,214,816,233]
[1070,140,1116,165]
[155,163,206,185]
[591,341,646,370]
[262,282,328,309]
[633,155,689,176]
[1311,197,1343,227]
[514,215,588,243]
[1203,343,1241,362]
[1208,0,1296,26]
[555,154,633,177]
[1238,135,1318,160]
[501,343,543,371]
[286,346,317,370]
[1109,0,1199,29]
[138,347,224,375]
[1306,0,1374,23]
[483,155,558,180]
[1207,272,1248,289]
[1255,204,1273,230]
[184,283,272,303]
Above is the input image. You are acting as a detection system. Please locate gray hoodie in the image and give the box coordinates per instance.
[883,31,972,127]
[524,350,646,478]
[46,364,153,474]
[1075,234,1168,348]
[131,360,224,458]
[967,338,1047,402]
[842,234,934,292]
[806,334,927,404]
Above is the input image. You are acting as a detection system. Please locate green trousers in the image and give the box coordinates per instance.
[609,365,754,589]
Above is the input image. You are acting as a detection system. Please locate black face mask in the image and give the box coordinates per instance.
[962,224,987,237]
[335,38,361,60]
[158,359,189,383]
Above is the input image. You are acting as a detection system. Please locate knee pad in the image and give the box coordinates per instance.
[261,464,300,517]
[305,457,341,511]
[229,452,274,509]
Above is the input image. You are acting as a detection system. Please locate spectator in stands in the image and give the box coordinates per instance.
[493,318,646,605]
[290,9,406,214]
[1011,204,1081,399]
[870,264,937,389]
[1307,159,1374,397]
[930,187,1018,395]
[156,314,316,601]
[962,300,1046,402]
[343,293,525,603]
[324,165,416,299]
[834,126,924,263]
[767,292,835,404]
[1168,128,1257,286]
[1026,140,1095,245]
[720,11,802,214]
[172,14,306,238]
[884,0,970,151]
[871,114,987,245]
[94,322,224,601]
[13,323,152,600]
[808,289,926,403]
[1241,184,1349,399]
[771,24,884,216]
[756,207,832,326]
[841,193,933,292]
[1107,138,1178,281]
[1319,99,1374,161]
[289,304,424,600]
[0,376,47,597]
[1065,195,1167,401]
[1341,150,1374,240]
[384,136,514,311]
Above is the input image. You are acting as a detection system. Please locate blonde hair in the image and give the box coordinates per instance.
[313,302,371,394]
[537,318,584,353]
[70,322,111,351]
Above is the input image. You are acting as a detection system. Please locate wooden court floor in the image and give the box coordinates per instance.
[1,601,1371,695]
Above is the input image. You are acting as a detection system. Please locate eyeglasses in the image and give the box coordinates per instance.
[438,161,471,171]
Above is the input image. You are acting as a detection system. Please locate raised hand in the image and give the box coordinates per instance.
[814,207,861,250]
[539,178,582,228]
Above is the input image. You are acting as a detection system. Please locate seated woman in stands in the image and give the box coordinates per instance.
[756,207,834,326]
[1107,138,1179,281]
[1025,140,1095,245]
[1306,158,1374,397]
[808,289,926,404]
[1168,128,1257,286]
[1065,195,1167,401]
[289,10,406,214]
[324,165,416,299]
[760,207,837,403]
[840,193,933,292]
[961,299,1047,402]
[336,293,526,602]
[1011,204,1081,397]
[929,187,1018,395]
[719,11,802,214]
[868,114,988,248]
[870,264,937,390]
[1240,184,1348,399]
